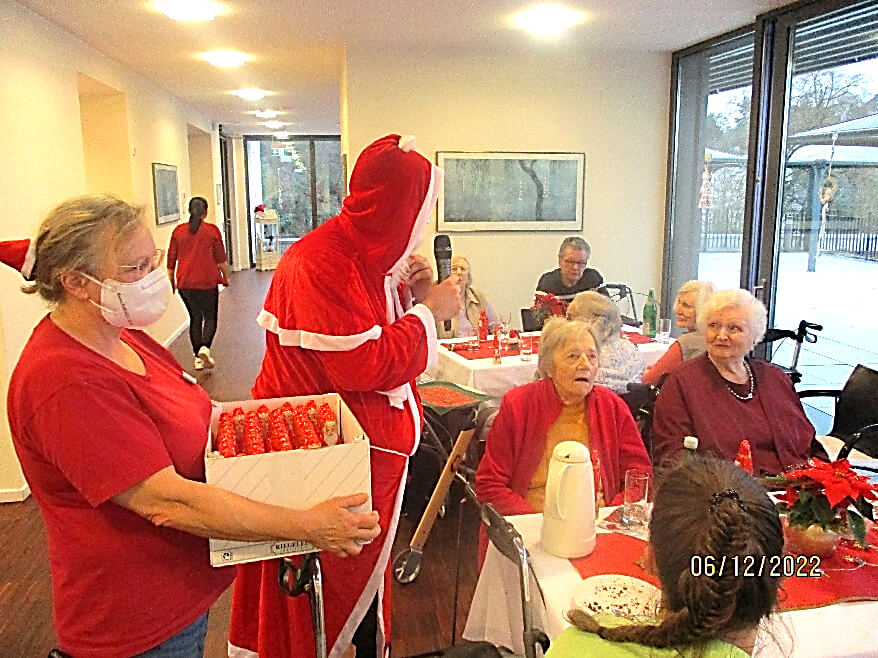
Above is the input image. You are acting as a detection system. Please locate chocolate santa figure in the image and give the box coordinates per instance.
[229,134,461,658]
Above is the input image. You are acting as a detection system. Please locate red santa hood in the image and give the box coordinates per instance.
[338,134,442,282]
[0,239,37,280]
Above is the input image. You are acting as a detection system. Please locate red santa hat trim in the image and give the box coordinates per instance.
[0,239,36,280]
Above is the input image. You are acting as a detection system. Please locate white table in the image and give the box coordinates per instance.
[430,330,672,398]
[463,512,878,657]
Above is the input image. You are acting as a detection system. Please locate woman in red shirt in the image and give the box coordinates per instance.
[166,197,230,370]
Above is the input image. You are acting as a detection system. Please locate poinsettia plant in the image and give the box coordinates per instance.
[763,458,878,548]
[531,293,569,327]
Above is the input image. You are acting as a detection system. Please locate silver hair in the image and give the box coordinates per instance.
[558,236,591,259]
[567,290,621,350]
[537,317,600,378]
[701,288,768,344]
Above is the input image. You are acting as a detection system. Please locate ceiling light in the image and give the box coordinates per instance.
[252,109,282,119]
[262,121,288,130]
[512,6,585,37]
[200,50,250,67]
[232,88,269,100]
[154,0,222,21]
[272,132,291,140]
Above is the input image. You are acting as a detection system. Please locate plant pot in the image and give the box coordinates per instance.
[782,516,840,557]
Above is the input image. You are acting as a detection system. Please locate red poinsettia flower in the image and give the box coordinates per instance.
[782,458,878,509]
[531,293,570,321]
[777,487,800,508]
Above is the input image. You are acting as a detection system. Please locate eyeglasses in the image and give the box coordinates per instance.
[450,266,469,274]
[562,258,587,267]
[116,249,165,277]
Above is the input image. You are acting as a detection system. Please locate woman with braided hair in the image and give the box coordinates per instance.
[548,455,783,657]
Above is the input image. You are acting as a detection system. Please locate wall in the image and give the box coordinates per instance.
[187,128,216,221]
[344,46,672,324]
[79,88,134,200]
[0,1,219,500]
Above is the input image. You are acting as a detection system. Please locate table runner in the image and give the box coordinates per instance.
[440,337,540,361]
[568,530,878,613]
[622,331,656,345]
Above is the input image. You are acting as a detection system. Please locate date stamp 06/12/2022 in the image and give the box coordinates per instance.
[690,554,822,578]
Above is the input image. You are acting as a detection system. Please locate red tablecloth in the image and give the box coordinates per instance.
[622,331,656,345]
[440,337,540,361]
[569,530,878,612]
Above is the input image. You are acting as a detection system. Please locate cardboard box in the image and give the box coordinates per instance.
[204,394,372,566]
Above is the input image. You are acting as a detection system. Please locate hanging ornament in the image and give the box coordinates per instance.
[697,152,714,209]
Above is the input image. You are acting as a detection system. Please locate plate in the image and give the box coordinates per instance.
[570,574,661,619]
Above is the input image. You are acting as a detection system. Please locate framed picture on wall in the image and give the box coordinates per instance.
[152,162,180,225]
[437,151,585,232]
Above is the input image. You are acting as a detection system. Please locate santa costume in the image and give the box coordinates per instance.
[228,134,442,657]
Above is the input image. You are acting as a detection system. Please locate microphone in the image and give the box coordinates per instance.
[433,234,453,331]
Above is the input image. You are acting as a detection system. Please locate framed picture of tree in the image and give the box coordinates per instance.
[436,151,585,232]
[151,162,180,225]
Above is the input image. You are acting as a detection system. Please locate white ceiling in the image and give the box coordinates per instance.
[18,0,797,135]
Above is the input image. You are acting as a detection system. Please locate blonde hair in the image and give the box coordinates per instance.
[700,288,767,342]
[567,291,621,349]
[677,280,715,330]
[537,317,599,377]
[23,195,145,304]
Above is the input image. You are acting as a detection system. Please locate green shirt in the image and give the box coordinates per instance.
[545,615,749,658]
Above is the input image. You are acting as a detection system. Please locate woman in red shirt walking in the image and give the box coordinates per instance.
[167,197,230,370]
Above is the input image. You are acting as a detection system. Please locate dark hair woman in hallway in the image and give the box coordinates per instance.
[167,196,230,370]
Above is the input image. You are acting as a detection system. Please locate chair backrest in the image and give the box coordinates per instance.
[520,308,541,332]
[621,382,661,459]
[832,364,878,444]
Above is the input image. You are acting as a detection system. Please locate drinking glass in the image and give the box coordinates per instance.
[468,334,480,351]
[520,336,533,361]
[622,469,650,527]
[498,312,512,345]
[656,318,672,343]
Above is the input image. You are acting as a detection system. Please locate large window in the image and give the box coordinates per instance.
[245,136,344,256]
[665,0,878,431]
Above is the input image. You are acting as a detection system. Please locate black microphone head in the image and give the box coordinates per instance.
[433,234,452,281]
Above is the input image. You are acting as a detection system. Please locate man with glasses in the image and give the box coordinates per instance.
[536,236,603,301]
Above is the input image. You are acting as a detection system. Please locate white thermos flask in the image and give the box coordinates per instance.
[540,440,596,558]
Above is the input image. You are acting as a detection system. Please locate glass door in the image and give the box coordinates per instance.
[664,32,756,321]
[757,0,878,430]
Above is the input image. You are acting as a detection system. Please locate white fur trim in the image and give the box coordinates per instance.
[21,240,36,280]
[398,135,417,152]
[406,303,438,371]
[227,641,258,657]
[329,459,410,658]
[376,384,410,409]
[257,309,383,351]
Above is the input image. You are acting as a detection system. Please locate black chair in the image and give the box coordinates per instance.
[798,364,878,458]
[621,381,662,460]
[597,283,640,327]
[520,308,541,332]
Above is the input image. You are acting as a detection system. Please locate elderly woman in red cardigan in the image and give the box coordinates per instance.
[475,318,651,558]
[652,288,813,476]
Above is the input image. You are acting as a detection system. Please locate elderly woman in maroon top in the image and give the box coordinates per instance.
[653,289,813,476]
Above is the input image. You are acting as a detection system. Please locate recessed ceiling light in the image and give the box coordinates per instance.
[200,50,250,67]
[154,0,222,22]
[232,88,269,100]
[262,121,289,129]
[512,6,586,37]
[272,132,291,140]
[252,109,282,119]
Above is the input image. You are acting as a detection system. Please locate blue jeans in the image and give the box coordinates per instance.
[134,613,208,658]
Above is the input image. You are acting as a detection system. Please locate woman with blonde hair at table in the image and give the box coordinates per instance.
[437,255,499,339]
[547,455,782,657]
[642,279,715,386]
[568,290,645,394]
[475,317,651,562]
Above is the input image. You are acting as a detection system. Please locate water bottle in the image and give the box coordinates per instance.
[683,436,698,460]
[642,289,658,338]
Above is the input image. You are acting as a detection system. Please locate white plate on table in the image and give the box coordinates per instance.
[570,574,661,620]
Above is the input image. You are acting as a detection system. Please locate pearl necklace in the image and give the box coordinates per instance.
[725,360,755,401]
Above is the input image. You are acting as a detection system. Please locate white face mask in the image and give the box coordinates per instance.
[80,267,172,329]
